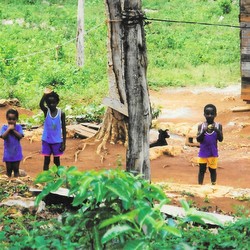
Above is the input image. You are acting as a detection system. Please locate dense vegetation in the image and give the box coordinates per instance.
[0,0,240,114]
[1,167,250,249]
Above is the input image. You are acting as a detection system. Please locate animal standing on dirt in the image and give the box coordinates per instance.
[150,129,170,148]
[196,104,223,185]
[0,109,24,177]
[40,89,66,171]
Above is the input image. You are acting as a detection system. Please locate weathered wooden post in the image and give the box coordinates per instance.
[101,0,151,180]
[240,0,250,102]
[123,0,151,180]
[76,0,84,67]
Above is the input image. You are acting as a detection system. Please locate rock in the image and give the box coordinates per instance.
[0,98,20,107]
[0,197,46,214]
[150,145,183,160]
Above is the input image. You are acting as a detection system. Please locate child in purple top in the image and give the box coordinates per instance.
[0,109,24,177]
[40,90,66,171]
[196,104,223,185]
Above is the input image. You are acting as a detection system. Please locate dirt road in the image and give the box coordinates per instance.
[0,85,250,214]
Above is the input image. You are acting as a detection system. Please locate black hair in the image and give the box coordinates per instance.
[45,91,60,103]
[6,108,19,120]
[204,104,217,114]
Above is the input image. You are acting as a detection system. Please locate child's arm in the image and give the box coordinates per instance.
[215,123,223,142]
[196,123,206,143]
[60,111,66,151]
[12,125,24,140]
[1,125,14,139]
[39,94,48,116]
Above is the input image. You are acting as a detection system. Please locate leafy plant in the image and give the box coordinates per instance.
[34,166,182,248]
[219,0,232,14]
[151,104,162,120]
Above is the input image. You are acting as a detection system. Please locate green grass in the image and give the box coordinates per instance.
[0,0,240,112]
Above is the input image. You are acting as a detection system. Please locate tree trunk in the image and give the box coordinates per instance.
[96,0,128,152]
[76,0,84,67]
[123,0,151,180]
[97,0,151,181]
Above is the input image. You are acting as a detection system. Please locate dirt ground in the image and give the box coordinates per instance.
[0,85,250,215]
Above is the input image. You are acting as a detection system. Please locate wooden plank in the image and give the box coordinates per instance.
[240,21,250,28]
[160,204,235,226]
[103,96,128,116]
[240,0,250,14]
[241,54,250,61]
[81,123,100,130]
[67,124,96,138]
[231,106,250,112]
[241,47,250,54]
[240,16,250,22]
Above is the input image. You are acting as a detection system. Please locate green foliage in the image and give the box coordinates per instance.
[34,166,183,248]
[143,0,240,87]
[219,0,232,14]
[151,105,162,119]
[0,0,240,113]
[1,166,250,249]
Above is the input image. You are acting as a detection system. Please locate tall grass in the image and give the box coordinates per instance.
[0,0,240,110]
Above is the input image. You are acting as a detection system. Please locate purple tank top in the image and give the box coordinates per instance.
[42,108,62,144]
[198,122,219,158]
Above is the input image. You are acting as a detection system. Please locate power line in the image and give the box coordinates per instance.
[1,22,104,62]
[144,17,243,29]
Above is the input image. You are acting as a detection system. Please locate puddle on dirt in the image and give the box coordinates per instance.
[162,85,240,95]
[169,133,183,140]
[159,107,193,119]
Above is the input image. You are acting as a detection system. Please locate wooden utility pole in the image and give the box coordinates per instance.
[76,0,84,67]
[99,0,151,180]
[123,0,151,180]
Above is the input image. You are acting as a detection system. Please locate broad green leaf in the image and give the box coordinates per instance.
[57,166,67,176]
[101,225,133,244]
[106,183,129,202]
[34,179,64,206]
[35,182,56,206]
[66,166,78,173]
[180,199,190,212]
[188,211,224,227]
[93,225,102,250]
[138,207,152,228]
[35,171,54,184]
[50,165,58,173]
[185,215,206,225]
[72,193,87,207]
[99,210,139,229]
[94,181,103,203]
[164,225,182,237]
[148,184,167,200]
[124,240,147,250]
[50,178,64,192]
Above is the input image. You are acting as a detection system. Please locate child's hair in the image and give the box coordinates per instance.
[204,104,217,114]
[6,108,19,120]
[45,91,60,103]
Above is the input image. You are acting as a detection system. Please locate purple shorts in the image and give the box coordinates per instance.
[42,141,63,156]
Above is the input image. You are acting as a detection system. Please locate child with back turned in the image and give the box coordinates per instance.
[0,109,24,177]
[40,89,66,171]
[196,104,223,185]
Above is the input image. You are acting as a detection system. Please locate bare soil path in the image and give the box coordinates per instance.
[0,85,250,215]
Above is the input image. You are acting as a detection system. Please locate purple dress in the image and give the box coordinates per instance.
[0,124,23,162]
[198,123,219,158]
